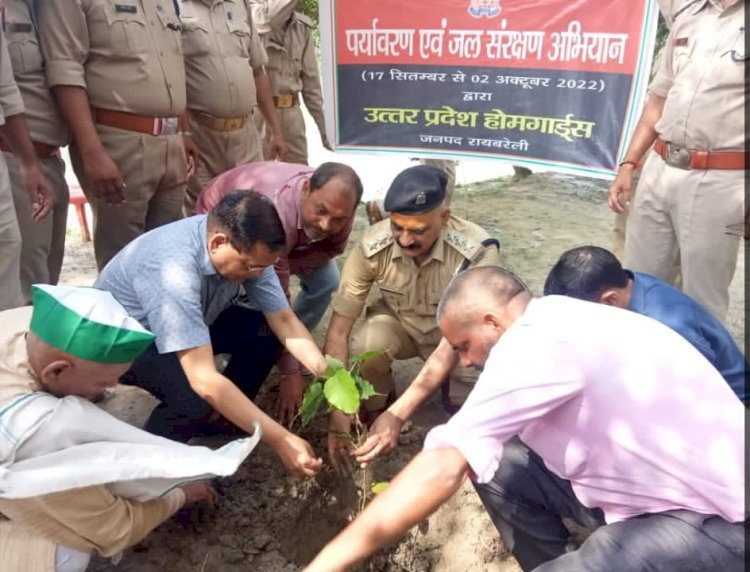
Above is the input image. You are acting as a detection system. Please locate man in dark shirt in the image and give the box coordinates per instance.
[544,245,746,403]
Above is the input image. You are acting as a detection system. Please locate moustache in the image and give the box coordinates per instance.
[398,241,421,250]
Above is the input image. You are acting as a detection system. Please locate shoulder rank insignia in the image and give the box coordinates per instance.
[363,233,393,258]
[445,230,477,258]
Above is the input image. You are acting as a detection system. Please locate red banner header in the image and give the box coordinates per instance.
[334,0,645,74]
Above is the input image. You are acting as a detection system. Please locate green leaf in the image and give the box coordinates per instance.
[323,369,360,414]
[371,481,389,495]
[299,382,325,427]
[324,354,346,377]
[353,375,377,401]
[351,350,381,365]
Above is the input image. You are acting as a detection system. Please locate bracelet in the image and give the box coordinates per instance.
[618,159,641,170]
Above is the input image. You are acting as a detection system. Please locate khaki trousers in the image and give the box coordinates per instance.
[624,152,744,322]
[352,302,477,411]
[7,152,69,303]
[71,126,187,270]
[183,117,263,215]
[260,106,308,165]
[613,180,683,287]
[0,152,23,310]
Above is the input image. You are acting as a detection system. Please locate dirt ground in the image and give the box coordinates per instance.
[59,171,744,572]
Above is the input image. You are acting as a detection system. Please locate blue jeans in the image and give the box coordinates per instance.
[121,306,281,442]
[293,259,340,331]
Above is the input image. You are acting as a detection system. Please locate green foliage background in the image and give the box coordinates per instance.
[297,0,319,24]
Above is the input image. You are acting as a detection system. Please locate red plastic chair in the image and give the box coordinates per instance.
[68,184,91,242]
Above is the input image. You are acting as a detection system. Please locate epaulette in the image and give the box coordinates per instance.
[361,220,394,258]
[294,11,314,27]
[444,228,483,262]
[458,238,500,272]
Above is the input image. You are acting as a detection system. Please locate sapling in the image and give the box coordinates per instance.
[297,351,388,512]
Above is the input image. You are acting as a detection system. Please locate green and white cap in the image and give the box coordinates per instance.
[30,284,155,364]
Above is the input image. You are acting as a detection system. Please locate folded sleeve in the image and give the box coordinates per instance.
[36,0,89,89]
[330,242,375,320]
[0,32,24,121]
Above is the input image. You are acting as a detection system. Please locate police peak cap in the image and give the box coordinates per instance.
[383,165,447,215]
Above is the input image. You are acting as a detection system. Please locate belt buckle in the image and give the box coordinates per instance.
[157,117,178,136]
[225,117,244,131]
[277,94,293,108]
[664,143,691,170]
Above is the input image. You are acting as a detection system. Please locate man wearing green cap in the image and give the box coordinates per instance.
[0,284,232,572]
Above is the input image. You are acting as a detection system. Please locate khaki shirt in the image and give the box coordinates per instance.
[180,0,267,116]
[649,0,745,150]
[657,0,683,26]
[4,0,68,147]
[332,216,501,346]
[0,25,24,126]
[0,307,184,566]
[264,11,326,136]
[37,0,186,116]
[0,307,41,407]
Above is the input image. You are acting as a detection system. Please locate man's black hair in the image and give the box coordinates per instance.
[207,190,286,253]
[543,246,629,301]
[309,162,364,204]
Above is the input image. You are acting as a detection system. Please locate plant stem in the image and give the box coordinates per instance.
[359,464,368,513]
[354,412,369,513]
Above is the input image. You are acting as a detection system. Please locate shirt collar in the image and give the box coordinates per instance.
[198,216,218,276]
[624,269,644,311]
[693,0,737,15]
[271,170,308,231]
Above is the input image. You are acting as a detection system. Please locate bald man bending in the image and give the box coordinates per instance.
[305,267,745,572]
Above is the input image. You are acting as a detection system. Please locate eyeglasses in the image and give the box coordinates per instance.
[243,256,280,273]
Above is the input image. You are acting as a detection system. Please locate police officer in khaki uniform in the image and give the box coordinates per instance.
[609,0,745,322]
[324,165,501,472]
[180,0,288,215]
[611,0,681,264]
[0,17,53,311]
[251,0,329,165]
[37,0,192,270]
[3,0,70,303]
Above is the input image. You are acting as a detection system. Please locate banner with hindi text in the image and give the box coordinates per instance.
[320,0,659,179]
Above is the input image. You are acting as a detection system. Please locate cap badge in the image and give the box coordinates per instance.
[415,192,427,206]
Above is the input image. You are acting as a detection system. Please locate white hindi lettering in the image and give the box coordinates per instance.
[548,21,628,65]
[418,18,447,59]
[447,28,484,59]
[486,19,545,61]
[345,19,415,58]
[345,18,627,65]
[418,134,464,145]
